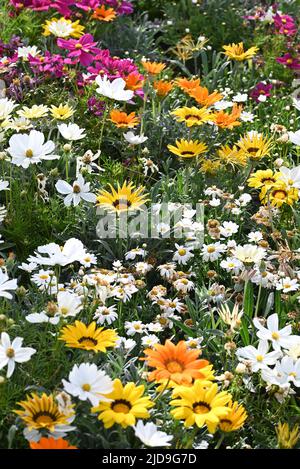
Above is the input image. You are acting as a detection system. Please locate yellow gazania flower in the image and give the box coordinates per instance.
[237,133,273,160]
[17,105,49,119]
[223,42,259,61]
[248,169,280,189]
[170,381,231,432]
[14,393,70,432]
[91,379,154,428]
[168,139,207,159]
[260,181,299,208]
[50,104,74,120]
[96,181,149,213]
[171,106,212,127]
[59,320,118,352]
[218,400,247,432]
[276,422,300,449]
[200,160,221,174]
[217,144,247,167]
[43,17,85,38]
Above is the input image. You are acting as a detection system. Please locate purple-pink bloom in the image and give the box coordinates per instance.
[57,34,100,67]
[276,53,300,70]
[250,82,273,102]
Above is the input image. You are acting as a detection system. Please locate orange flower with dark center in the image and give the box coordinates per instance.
[142,340,210,385]
[109,110,140,128]
[212,103,242,129]
[30,437,77,450]
[141,61,166,75]
[176,77,200,93]
[153,80,173,97]
[188,86,223,107]
[92,5,117,22]
[124,72,144,91]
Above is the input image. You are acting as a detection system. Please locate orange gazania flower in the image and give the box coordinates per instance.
[141,60,166,75]
[109,110,140,128]
[142,340,210,385]
[176,77,200,93]
[124,72,144,91]
[188,86,223,107]
[213,103,242,129]
[30,437,77,450]
[92,5,117,21]
[153,80,173,97]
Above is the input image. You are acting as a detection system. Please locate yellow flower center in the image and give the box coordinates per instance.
[272,332,280,340]
[82,383,91,391]
[112,400,131,414]
[256,355,264,362]
[75,43,83,49]
[60,307,69,315]
[6,347,15,358]
[178,249,186,256]
[289,372,297,378]
[39,274,49,280]
[207,247,215,253]
[26,149,34,158]
[166,360,183,373]
[34,412,56,426]
[193,401,211,414]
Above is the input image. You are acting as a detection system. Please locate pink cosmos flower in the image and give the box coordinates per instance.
[276,53,300,70]
[57,34,100,67]
[250,82,273,102]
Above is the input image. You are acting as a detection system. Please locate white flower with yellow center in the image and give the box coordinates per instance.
[0,332,36,378]
[62,363,113,406]
[55,174,96,207]
[56,291,83,318]
[236,340,281,372]
[253,313,300,351]
[173,243,194,265]
[8,130,59,168]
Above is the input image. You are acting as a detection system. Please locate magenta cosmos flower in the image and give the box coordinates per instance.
[276,53,300,70]
[250,82,273,102]
[57,34,100,67]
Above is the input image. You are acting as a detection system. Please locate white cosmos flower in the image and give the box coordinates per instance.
[236,340,281,372]
[220,221,239,238]
[25,311,60,325]
[288,130,300,146]
[123,131,148,145]
[8,130,59,168]
[293,97,300,112]
[56,291,83,318]
[28,238,88,267]
[17,45,40,60]
[279,166,300,189]
[134,421,173,447]
[0,180,9,191]
[95,75,134,102]
[62,363,113,406]
[0,332,36,378]
[253,313,300,351]
[58,123,86,141]
[55,174,96,207]
[0,97,18,121]
[0,270,17,299]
